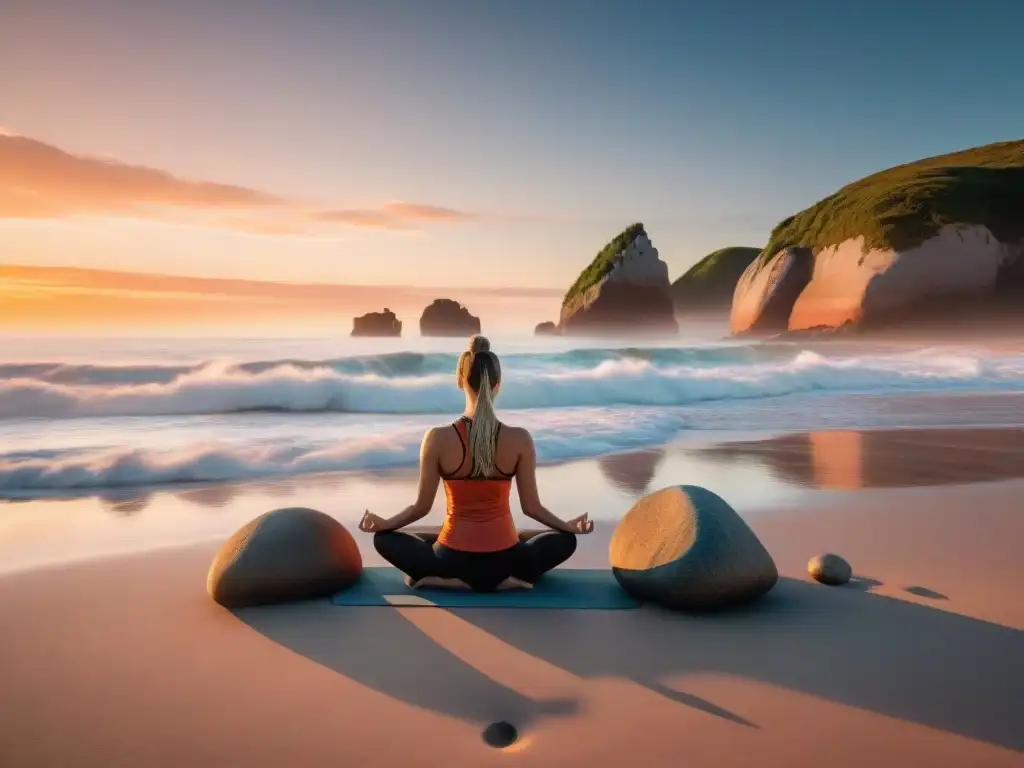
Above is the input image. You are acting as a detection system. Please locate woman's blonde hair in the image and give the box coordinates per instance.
[456,335,502,478]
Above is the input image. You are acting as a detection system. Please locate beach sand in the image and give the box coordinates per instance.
[1,427,1022,767]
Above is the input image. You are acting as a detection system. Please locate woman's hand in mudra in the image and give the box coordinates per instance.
[567,513,594,534]
[358,510,389,533]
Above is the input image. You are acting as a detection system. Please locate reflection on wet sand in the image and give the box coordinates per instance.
[93,473,349,516]
[694,428,1024,490]
[175,485,240,509]
[98,490,154,516]
[598,449,665,496]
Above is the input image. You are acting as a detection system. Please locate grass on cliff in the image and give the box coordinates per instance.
[671,246,760,306]
[563,222,646,307]
[763,139,1024,258]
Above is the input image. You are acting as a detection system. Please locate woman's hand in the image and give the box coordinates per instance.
[567,513,594,534]
[358,510,389,533]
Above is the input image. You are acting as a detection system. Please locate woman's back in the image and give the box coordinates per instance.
[437,416,521,552]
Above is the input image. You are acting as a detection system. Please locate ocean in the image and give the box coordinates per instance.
[4,325,1024,501]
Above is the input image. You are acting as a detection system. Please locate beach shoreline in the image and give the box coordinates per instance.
[1,425,1022,766]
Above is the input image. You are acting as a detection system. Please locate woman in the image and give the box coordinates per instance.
[358,335,594,592]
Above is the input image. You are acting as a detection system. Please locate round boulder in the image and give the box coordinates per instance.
[609,485,778,610]
[207,507,363,608]
[808,553,852,586]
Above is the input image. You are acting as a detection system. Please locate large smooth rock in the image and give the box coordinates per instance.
[808,553,852,586]
[419,299,481,337]
[207,507,363,607]
[609,485,778,610]
[729,247,812,334]
[534,321,558,336]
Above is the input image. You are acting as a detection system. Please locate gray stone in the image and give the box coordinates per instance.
[609,485,778,610]
[207,507,363,608]
[808,553,853,586]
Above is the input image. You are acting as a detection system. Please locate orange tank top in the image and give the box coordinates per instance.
[436,418,519,553]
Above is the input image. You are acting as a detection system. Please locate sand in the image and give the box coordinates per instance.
[1,428,1022,767]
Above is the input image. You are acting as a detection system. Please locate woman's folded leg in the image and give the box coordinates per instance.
[373,531,448,583]
[510,530,577,583]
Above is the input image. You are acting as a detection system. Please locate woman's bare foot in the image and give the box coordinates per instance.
[407,575,472,591]
[495,577,534,591]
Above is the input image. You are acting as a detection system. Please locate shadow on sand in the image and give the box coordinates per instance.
[235,577,1023,751]
[233,596,580,732]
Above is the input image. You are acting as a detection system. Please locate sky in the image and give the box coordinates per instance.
[2,0,1023,325]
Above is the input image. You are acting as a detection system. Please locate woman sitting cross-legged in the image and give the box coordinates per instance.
[357,335,594,592]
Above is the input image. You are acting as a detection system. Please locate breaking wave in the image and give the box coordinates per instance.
[2,346,1024,420]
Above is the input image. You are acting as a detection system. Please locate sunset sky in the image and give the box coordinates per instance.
[2,0,1023,327]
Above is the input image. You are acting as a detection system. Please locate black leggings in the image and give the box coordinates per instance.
[373,530,578,593]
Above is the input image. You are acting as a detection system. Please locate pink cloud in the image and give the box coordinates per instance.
[0,134,481,234]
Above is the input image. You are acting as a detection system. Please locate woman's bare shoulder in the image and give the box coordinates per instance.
[499,423,534,449]
[427,421,461,442]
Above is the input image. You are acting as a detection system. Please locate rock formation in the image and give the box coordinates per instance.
[609,484,778,610]
[419,299,481,337]
[788,227,1018,330]
[534,321,558,336]
[730,139,1024,334]
[207,507,363,607]
[351,308,402,337]
[559,223,678,336]
[671,246,760,312]
[730,247,813,333]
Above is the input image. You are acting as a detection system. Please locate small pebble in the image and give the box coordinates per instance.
[482,720,518,748]
[808,553,852,586]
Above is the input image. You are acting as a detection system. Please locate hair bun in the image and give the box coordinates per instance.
[469,335,490,354]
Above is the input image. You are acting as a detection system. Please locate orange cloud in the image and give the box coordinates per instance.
[0,134,480,234]
[312,202,477,229]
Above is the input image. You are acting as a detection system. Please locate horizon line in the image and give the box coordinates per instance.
[0,262,565,297]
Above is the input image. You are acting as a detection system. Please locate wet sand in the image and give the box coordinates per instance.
[1,426,1022,766]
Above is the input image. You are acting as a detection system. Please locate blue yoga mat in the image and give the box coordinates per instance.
[330,567,640,609]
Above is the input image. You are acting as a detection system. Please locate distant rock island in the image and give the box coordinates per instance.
[419,299,481,337]
[671,247,760,312]
[351,308,402,337]
[534,321,558,336]
[731,139,1024,334]
[557,223,678,336]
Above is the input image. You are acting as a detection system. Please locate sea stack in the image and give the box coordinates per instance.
[419,299,481,337]
[534,321,558,336]
[559,223,678,336]
[351,308,402,337]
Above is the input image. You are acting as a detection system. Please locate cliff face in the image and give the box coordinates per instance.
[672,246,760,312]
[731,228,1024,334]
[351,308,402,337]
[559,224,678,336]
[730,248,813,333]
[789,227,1017,330]
[731,139,1024,334]
[419,299,481,337]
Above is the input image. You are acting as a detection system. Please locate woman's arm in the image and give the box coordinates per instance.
[514,430,580,534]
[379,428,442,532]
